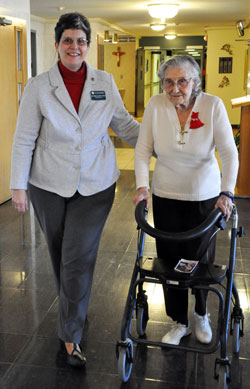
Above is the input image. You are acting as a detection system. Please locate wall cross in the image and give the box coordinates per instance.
[112,47,125,66]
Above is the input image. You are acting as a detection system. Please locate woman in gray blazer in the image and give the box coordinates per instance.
[11,12,140,368]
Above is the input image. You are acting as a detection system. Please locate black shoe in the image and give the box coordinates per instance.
[59,340,86,368]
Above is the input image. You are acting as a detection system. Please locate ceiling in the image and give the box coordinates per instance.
[30,0,250,38]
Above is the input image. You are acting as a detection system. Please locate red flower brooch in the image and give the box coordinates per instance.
[190,112,204,129]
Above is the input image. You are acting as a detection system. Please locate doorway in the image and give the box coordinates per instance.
[31,30,37,77]
[0,19,27,203]
[135,49,161,117]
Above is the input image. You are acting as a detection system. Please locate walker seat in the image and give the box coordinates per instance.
[139,256,227,287]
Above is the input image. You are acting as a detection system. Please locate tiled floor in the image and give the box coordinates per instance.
[0,141,250,388]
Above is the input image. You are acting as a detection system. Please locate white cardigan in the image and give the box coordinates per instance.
[135,92,238,201]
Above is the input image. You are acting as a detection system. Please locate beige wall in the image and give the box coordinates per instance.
[30,16,45,75]
[206,27,250,125]
[103,42,136,114]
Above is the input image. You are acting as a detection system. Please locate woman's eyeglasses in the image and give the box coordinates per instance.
[163,78,192,89]
[61,37,88,47]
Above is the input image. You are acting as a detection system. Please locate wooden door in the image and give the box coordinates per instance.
[0,19,27,204]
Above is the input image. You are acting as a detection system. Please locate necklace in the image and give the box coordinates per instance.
[176,109,191,144]
[175,99,195,145]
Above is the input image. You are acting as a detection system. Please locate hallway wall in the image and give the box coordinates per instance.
[206,27,250,125]
[103,42,136,114]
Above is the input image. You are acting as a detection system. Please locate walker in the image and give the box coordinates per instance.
[116,200,244,388]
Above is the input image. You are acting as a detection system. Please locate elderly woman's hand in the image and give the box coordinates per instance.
[215,194,233,222]
[133,187,151,209]
[12,189,29,213]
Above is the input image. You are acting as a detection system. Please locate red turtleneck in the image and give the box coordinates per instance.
[58,61,86,113]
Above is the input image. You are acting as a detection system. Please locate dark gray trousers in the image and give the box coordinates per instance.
[28,183,116,343]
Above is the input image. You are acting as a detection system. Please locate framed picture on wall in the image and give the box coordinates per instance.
[219,57,233,73]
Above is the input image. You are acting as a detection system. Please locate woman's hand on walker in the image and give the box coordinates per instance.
[133,187,151,208]
[215,194,233,222]
[12,189,28,213]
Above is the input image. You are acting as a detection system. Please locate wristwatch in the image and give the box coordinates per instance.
[219,191,234,201]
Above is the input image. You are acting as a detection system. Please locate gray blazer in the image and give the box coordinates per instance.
[11,62,140,197]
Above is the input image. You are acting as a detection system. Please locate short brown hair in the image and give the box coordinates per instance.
[55,12,91,45]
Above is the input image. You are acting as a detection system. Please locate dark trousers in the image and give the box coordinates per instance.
[28,183,116,343]
[152,194,218,326]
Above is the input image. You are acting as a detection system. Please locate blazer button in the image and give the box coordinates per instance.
[75,145,82,151]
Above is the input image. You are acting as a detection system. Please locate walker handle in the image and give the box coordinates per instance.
[135,200,225,242]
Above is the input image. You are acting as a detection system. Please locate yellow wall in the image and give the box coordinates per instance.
[206,27,249,125]
[104,42,136,113]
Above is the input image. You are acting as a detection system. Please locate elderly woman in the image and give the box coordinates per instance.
[11,12,139,367]
[133,55,238,346]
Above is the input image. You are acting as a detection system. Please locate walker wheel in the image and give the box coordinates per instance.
[117,339,133,382]
[216,366,229,389]
[136,303,149,336]
[232,320,240,356]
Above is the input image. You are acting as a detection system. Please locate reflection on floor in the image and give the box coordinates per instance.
[0,143,250,388]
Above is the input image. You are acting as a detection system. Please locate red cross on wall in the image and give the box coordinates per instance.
[112,47,125,67]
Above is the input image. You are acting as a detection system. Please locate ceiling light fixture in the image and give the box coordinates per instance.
[104,30,110,42]
[147,3,179,19]
[150,23,166,31]
[164,34,177,40]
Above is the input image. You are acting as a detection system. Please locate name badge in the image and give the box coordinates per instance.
[90,91,106,100]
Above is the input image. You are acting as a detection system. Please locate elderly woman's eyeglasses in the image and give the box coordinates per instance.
[163,78,192,89]
[61,37,88,47]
